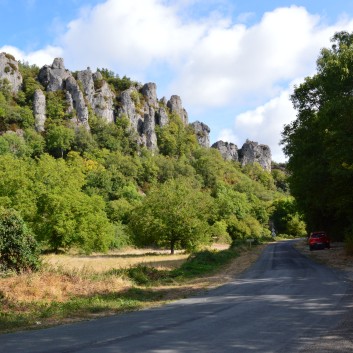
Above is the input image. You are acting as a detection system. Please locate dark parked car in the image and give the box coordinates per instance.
[308,231,330,251]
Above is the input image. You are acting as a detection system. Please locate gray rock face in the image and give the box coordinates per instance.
[77,68,115,123]
[212,141,238,162]
[77,68,95,105]
[143,107,158,151]
[117,85,160,151]
[190,121,210,148]
[156,106,169,127]
[38,57,71,92]
[167,95,188,125]
[141,83,158,108]
[0,52,23,93]
[92,80,115,123]
[65,76,89,128]
[33,89,46,132]
[118,87,142,132]
[239,140,272,171]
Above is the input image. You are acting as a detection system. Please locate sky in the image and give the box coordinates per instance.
[2,1,353,162]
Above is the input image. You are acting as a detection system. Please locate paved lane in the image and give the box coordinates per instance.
[1,240,352,353]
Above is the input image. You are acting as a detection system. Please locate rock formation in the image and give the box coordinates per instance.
[0,52,22,93]
[211,141,238,162]
[38,58,71,92]
[167,95,188,124]
[212,139,271,171]
[0,53,273,168]
[78,69,115,123]
[190,121,210,148]
[33,89,46,132]
[238,140,272,172]
[65,76,89,128]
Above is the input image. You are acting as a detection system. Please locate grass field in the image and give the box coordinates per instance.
[0,244,264,334]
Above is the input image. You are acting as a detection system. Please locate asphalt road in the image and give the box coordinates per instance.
[1,240,352,353]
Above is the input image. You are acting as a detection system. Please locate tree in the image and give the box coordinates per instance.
[156,113,198,158]
[45,124,75,158]
[0,207,40,272]
[129,178,213,254]
[282,31,353,238]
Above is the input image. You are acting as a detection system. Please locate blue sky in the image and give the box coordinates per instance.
[2,0,353,161]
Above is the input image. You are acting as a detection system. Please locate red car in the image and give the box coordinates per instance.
[308,231,330,251]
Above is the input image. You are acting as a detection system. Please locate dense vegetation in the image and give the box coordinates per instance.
[282,31,353,245]
[0,60,301,271]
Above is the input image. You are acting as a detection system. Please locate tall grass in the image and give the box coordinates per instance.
[0,246,245,333]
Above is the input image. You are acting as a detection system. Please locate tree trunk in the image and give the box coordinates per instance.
[170,239,175,255]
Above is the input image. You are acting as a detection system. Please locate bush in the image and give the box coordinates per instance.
[0,208,41,272]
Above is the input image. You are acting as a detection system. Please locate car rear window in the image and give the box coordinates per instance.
[311,233,325,238]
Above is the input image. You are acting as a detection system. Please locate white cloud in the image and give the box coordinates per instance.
[230,89,297,163]
[55,2,353,108]
[0,45,62,67]
[172,6,353,108]
[60,0,207,75]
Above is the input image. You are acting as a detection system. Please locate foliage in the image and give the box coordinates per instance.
[282,31,353,239]
[156,113,198,158]
[0,55,287,256]
[97,68,135,93]
[45,124,75,158]
[129,178,213,254]
[45,91,67,122]
[0,208,41,272]
[271,197,306,237]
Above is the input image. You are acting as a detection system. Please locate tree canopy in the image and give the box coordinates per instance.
[282,31,353,239]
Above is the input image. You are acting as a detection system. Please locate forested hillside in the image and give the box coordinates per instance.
[0,53,303,267]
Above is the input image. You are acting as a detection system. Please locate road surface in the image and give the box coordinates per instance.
[1,240,352,353]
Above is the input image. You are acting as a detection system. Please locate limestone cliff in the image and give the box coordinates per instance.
[212,139,272,171]
[1,53,272,169]
[0,52,22,93]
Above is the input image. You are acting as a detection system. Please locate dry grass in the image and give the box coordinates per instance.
[0,243,265,333]
[1,272,131,303]
[294,239,353,275]
[43,250,189,273]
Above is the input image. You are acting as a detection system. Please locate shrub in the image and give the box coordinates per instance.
[0,208,41,272]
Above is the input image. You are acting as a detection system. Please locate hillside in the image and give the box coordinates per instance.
[0,52,301,258]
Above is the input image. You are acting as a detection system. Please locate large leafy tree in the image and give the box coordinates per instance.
[129,178,213,254]
[282,31,353,238]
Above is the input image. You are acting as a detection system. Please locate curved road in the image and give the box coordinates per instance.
[1,240,352,353]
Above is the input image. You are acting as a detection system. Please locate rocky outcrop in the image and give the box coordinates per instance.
[0,52,22,93]
[78,69,115,123]
[117,84,159,151]
[190,121,210,148]
[92,80,115,124]
[33,89,46,132]
[65,76,89,128]
[38,58,71,92]
[167,95,188,124]
[0,54,273,165]
[77,68,95,105]
[238,140,272,171]
[212,141,238,162]
[212,139,271,171]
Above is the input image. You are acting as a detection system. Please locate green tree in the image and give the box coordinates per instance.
[282,31,353,238]
[0,207,41,272]
[156,113,198,157]
[129,178,213,254]
[45,124,75,158]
